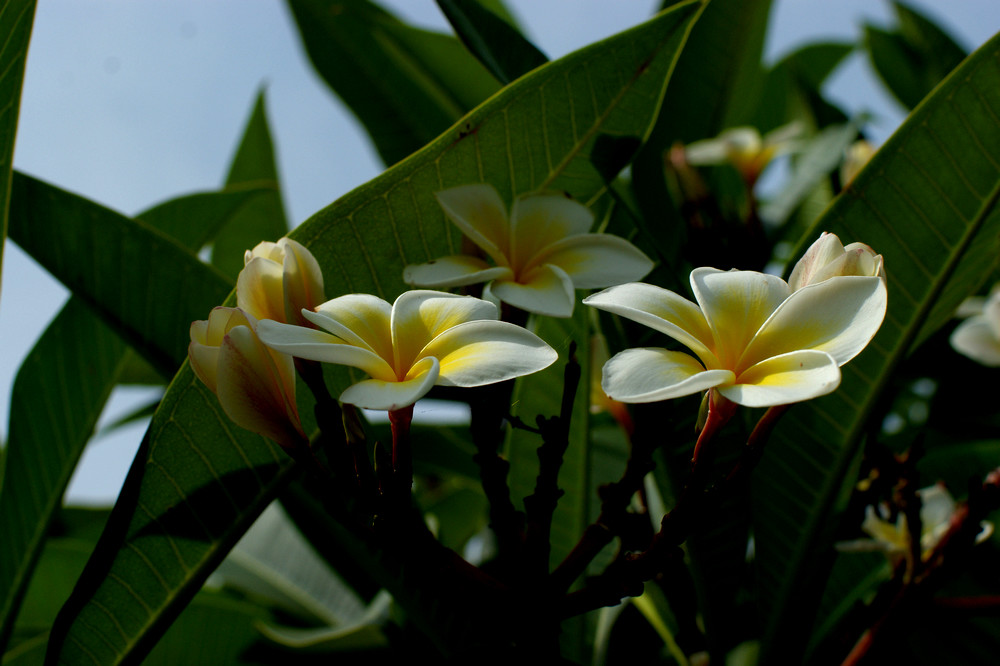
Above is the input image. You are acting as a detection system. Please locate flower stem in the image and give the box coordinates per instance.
[389,404,414,501]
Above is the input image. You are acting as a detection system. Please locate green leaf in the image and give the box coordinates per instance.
[435,0,548,85]
[211,90,289,279]
[0,0,35,300]
[0,181,264,652]
[7,173,234,377]
[0,300,130,652]
[287,0,501,166]
[752,42,853,132]
[632,0,771,291]
[44,6,703,663]
[753,32,1000,662]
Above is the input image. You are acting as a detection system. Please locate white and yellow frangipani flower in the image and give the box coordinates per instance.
[840,139,877,186]
[950,286,1000,367]
[403,184,653,318]
[583,248,887,407]
[788,231,885,291]
[257,290,558,411]
[238,238,325,328]
[684,122,803,186]
[189,307,306,449]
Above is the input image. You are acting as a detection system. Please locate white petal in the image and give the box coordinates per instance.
[257,319,395,381]
[742,275,887,370]
[691,268,791,369]
[237,257,286,322]
[600,347,733,403]
[491,263,576,317]
[583,282,717,365]
[418,320,557,386]
[950,316,1000,367]
[216,325,305,448]
[721,349,841,407]
[509,192,593,269]
[435,184,510,265]
[391,290,499,370]
[340,356,440,411]
[308,294,394,360]
[279,238,325,325]
[528,233,654,288]
[403,255,512,288]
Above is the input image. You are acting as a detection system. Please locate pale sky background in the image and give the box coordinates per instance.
[2,1,998,504]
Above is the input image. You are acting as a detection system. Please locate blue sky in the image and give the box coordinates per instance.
[2,1,998,503]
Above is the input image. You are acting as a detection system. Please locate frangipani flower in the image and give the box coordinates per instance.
[584,246,887,407]
[257,290,558,411]
[950,287,1000,367]
[189,307,306,449]
[840,139,877,186]
[403,184,653,318]
[238,238,325,328]
[839,484,993,566]
[788,231,885,291]
[684,122,803,186]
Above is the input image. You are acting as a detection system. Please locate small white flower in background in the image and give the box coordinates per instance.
[950,286,1000,367]
[403,184,653,318]
[684,122,803,186]
[840,139,877,186]
[838,484,993,565]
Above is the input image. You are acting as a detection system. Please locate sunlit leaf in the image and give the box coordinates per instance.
[754,32,1000,662]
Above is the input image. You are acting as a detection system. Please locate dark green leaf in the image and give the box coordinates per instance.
[287,0,501,166]
[0,0,35,298]
[754,32,1000,662]
[211,90,289,278]
[435,0,548,84]
[864,24,930,111]
[8,173,234,377]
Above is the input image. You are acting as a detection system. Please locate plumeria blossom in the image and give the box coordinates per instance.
[238,238,325,328]
[256,290,558,411]
[189,307,306,449]
[950,286,1000,367]
[838,484,993,566]
[403,184,653,318]
[583,234,887,408]
[684,122,803,186]
[788,231,885,291]
[840,139,877,186]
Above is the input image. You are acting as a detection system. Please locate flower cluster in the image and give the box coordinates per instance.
[188,182,887,449]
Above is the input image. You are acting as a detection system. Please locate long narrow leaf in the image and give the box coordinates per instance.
[0,0,36,300]
[44,6,702,663]
[754,31,1000,662]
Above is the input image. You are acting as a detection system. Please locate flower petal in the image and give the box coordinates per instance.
[491,263,576,317]
[308,294,394,361]
[691,268,791,368]
[721,349,840,407]
[216,324,305,448]
[418,320,557,386]
[583,282,717,365]
[950,315,1000,367]
[340,356,440,410]
[600,347,733,403]
[742,275,887,369]
[279,238,325,326]
[403,255,512,288]
[237,256,286,322]
[189,307,256,393]
[435,184,510,265]
[509,192,593,269]
[257,319,395,381]
[391,290,499,370]
[528,233,654,289]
